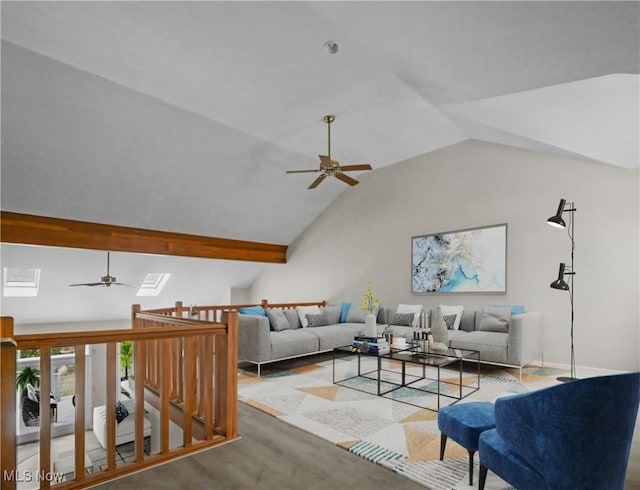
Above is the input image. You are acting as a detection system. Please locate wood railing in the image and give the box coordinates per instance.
[0,309,238,490]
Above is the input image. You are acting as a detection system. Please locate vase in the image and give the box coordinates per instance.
[431,305,448,345]
[365,312,377,337]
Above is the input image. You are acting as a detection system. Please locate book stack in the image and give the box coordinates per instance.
[352,336,390,355]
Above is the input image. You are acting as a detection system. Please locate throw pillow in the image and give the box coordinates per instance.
[283,309,301,329]
[323,306,341,325]
[296,306,321,328]
[115,401,129,424]
[479,306,512,333]
[390,312,415,327]
[442,314,457,330]
[265,308,290,332]
[439,305,464,330]
[306,311,330,327]
[340,302,352,323]
[396,304,423,327]
[345,304,379,323]
[493,304,525,316]
[238,305,267,317]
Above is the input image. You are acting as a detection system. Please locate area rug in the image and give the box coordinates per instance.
[238,353,573,490]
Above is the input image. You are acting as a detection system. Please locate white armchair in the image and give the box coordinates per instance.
[92,399,151,449]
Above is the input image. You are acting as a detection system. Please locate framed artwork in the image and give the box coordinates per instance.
[411,224,507,294]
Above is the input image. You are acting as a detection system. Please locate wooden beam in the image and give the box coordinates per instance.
[0,211,287,263]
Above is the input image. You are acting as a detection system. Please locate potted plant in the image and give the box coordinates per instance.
[119,341,133,380]
[16,366,40,393]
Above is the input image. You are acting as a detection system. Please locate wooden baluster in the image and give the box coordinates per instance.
[0,317,16,490]
[39,346,52,489]
[160,338,171,454]
[134,338,146,462]
[183,336,195,447]
[203,333,214,439]
[106,342,117,470]
[75,345,86,482]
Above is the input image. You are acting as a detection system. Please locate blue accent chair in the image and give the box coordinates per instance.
[479,372,640,490]
[438,401,496,485]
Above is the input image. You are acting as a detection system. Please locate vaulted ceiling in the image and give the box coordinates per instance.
[1,1,638,324]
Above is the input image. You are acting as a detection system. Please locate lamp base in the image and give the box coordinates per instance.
[556,376,578,382]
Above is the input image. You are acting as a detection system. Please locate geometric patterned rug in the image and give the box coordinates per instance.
[238,353,574,490]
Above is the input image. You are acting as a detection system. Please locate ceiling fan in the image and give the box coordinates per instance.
[69,252,136,288]
[286,115,372,189]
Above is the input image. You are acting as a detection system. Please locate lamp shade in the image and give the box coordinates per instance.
[547,198,567,229]
[550,263,570,290]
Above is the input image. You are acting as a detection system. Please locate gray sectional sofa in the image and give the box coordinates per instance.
[237,303,543,378]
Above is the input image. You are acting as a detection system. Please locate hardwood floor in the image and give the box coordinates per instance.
[94,401,425,490]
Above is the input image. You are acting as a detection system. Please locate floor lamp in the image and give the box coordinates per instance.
[547,199,577,382]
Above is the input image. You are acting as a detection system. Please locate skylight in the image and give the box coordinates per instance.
[3,267,41,297]
[136,272,171,297]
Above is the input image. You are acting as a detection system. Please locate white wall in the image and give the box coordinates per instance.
[250,140,639,372]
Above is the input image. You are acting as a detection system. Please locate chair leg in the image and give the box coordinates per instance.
[468,450,475,486]
[439,434,447,460]
[479,464,488,490]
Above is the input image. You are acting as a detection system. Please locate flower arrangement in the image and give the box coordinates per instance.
[360,281,380,314]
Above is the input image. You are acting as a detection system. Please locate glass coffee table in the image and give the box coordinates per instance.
[333,343,480,411]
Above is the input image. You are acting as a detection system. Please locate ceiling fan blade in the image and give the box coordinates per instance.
[286,169,320,174]
[319,155,333,169]
[339,164,372,172]
[112,282,138,288]
[308,174,327,189]
[335,172,359,186]
[69,282,105,287]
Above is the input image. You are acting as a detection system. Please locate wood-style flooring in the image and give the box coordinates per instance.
[94,401,425,490]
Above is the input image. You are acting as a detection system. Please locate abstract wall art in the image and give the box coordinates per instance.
[411,224,507,294]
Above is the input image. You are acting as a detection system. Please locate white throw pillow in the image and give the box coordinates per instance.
[439,305,464,330]
[397,304,423,328]
[296,306,321,328]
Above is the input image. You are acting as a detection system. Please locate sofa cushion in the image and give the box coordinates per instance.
[304,324,359,350]
[306,311,330,327]
[479,306,511,333]
[340,302,352,322]
[459,310,477,332]
[390,312,415,327]
[283,309,301,329]
[239,305,267,317]
[449,331,508,363]
[397,304,423,327]
[323,306,341,325]
[265,308,290,332]
[443,314,457,330]
[270,329,319,359]
[346,304,379,323]
[296,306,321,327]
[494,304,526,316]
[439,305,464,330]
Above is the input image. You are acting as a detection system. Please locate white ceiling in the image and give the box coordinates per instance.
[1,1,638,324]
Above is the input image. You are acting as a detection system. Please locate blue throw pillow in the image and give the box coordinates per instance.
[238,305,267,317]
[340,302,352,323]
[494,304,525,316]
[115,401,129,424]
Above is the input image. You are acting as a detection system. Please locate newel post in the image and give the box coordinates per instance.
[132,304,142,328]
[1,317,17,490]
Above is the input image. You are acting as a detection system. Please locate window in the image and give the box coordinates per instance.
[3,267,41,297]
[136,272,171,296]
